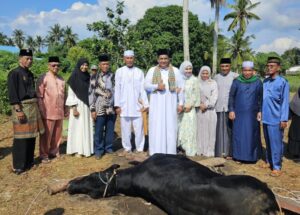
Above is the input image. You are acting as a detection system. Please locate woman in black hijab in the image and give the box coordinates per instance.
[288,87,300,158]
[66,58,94,157]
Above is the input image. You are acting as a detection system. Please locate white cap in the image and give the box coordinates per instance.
[124,50,134,57]
[242,61,254,68]
[91,65,98,70]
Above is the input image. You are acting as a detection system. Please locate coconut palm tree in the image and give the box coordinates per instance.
[226,30,254,72]
[224,0,260,34]
[183,0,190,61]
[210,0,226,76]
[63,26,78,49]
[47,24,64,46]
[12,29,25,49]
[0,32,8,45]
[35,35,45,53]
[26,36,36,51]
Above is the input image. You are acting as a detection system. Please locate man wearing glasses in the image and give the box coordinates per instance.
[37,56,66,163]
[214,58,239,159]
[261,57,289,177]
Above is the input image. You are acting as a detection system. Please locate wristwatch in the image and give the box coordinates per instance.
[15,109,23,112]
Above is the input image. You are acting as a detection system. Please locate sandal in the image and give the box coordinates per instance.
[41,158,51,164]
[270,170,282,177]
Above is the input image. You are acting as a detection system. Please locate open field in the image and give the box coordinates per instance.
[0,114,300,214]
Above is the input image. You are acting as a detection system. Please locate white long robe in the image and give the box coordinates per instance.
[145,66,183,155]
[66,87,94,157]
[114,66,149,117]
[114,66,149,151]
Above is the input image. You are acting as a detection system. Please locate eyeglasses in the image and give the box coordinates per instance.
[51,64,60,68]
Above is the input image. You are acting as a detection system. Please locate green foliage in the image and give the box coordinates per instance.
[286,75,300,92]
[87,0,130,70]
[66,46,92,70]
[133,5,213,72]
[0,72,10,115]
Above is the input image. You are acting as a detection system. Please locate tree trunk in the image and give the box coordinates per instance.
[183,0,190,61]
[212,2,220,77]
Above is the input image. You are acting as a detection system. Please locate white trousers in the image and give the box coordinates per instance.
[120,116,145,152]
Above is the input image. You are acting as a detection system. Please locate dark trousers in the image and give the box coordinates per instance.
[12,138,36,170]
[94,114,116,156]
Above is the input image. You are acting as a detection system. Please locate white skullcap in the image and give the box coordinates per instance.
[124,50,134,57]
[242,61,254,68]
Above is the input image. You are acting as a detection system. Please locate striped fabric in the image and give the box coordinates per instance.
[152,65,176,92]
[12,98,45,139]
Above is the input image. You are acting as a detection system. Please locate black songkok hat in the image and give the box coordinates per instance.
[48,56,60,63]
[19,49,33,57]
[157,49,171,57]
[267,56,281,65]
[98,54,110,62]
[220,58,231,64]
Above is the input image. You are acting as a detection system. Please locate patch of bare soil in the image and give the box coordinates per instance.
[0,115,299,215]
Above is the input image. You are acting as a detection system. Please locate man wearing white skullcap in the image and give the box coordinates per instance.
[228,60,263,164]
[114,50,149,157]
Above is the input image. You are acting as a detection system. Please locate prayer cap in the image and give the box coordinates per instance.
[19,49,33,57]
[157,49,171,57]
[124,50,134,57]
[220,58,231,64]
[242,61,254,68]
[98,54,110,62]
[91,65,98,70]
[267,56,281,65]
[48,56,60,63]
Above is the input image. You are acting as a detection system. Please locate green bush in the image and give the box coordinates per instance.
[0,72,10,115]
[286,75,300,92]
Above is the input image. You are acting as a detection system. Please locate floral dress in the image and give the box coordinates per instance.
[178,75,200,156]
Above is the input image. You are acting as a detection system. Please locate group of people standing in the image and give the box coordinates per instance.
[7,48,300,178]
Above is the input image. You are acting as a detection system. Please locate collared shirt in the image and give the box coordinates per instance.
[36,72,65,120]
[89,71,115,116]
[214,71,239,112]
[114,66,149,117]
[262,75,289,125]
[7,66,36,105]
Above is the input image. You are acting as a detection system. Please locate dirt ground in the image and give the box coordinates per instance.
[0,114,299,215]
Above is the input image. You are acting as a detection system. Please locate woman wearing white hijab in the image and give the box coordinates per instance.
[177,61,200,156]
[197,66,218,157]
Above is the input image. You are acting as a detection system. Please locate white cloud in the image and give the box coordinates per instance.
[3,0,213,39]
[1,0,300,55]
[258,37,300,54]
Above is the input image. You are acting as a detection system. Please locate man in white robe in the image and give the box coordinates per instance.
[115,50,149,156]
[145,49,184,155]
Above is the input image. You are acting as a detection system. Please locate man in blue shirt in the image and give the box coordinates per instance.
[262,57,289,177]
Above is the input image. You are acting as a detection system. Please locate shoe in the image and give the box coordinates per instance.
[260,162,271,169]
[41,158,51,164]
[12,169,25,175]
[95,155,102,160]
[105,150,114,154]
[225,156,233,160]
[270,170,282,177]
[117,149,131,157]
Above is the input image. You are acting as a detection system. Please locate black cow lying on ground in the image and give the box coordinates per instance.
[67,154,280,215]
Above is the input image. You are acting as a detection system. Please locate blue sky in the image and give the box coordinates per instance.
[0,0,300,54]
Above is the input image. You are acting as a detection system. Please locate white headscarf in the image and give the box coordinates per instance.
[198,65,211,82]
[179,61,193,80]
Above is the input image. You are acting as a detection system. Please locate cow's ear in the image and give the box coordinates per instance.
[104,164,120,173]
[111,164,120,170]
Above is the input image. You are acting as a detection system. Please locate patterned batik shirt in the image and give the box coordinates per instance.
[89,71,115,116]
